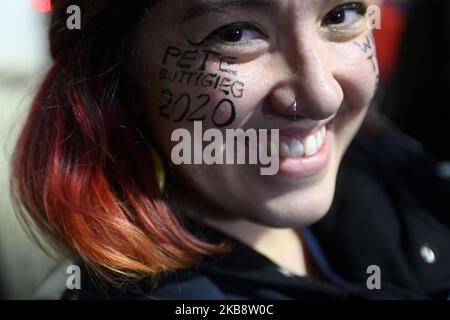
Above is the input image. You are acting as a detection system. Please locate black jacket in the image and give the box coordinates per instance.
[61,130,450,300]
[311,130,450,299]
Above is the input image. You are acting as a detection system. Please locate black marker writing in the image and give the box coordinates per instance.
[354,32,379,92]
[160,68,244,99]
[159,89,236,128]
[162,46,237,75]
[353,33,374,54]
[160,46,244,100]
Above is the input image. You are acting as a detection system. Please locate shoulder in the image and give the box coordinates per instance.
[312,128,450,299]
[61,259,227,300]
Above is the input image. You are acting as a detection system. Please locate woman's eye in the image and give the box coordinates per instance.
[322,3,367,27]
[196,23,267,46]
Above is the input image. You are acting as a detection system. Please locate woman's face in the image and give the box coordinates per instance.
[142,0,380,227]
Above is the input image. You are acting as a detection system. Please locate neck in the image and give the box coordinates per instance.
[200,217,309,277]
[169,183,314,277]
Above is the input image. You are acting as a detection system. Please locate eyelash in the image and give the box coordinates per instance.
[189,22,267,47]
[322,2,368,27]
[190,2,368,47]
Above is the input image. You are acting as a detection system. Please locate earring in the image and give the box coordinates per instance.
[150,146,166,194]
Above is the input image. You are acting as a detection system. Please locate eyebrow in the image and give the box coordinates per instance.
[183,0,280,21]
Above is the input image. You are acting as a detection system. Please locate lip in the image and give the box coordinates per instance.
[277,123,332,178]
[277,121,330,141]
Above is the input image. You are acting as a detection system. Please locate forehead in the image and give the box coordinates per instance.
[152,0,344,18]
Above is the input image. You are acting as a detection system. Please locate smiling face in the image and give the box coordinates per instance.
[140,0,380,228]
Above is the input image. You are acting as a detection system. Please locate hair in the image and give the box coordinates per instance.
[10,0,226,282]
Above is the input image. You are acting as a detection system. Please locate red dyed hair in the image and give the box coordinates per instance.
[11,0,225,281]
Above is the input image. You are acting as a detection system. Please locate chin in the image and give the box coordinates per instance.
[252,156,340,229]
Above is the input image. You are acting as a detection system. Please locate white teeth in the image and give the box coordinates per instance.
[280,141,292,158]
[290,139,305,157]
[315,130,323,148]
[279,126,327,158]
[304,135,318,156]
[280,139,305,158]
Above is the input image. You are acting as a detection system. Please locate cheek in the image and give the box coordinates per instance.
[332,35,379,111]
[144,45,266,168]
[147,58,262,134]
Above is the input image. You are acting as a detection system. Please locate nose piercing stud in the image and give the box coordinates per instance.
[291,99,298,120]
[292,100,297,112]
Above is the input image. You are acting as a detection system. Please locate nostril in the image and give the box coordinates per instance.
[269,86,299,115]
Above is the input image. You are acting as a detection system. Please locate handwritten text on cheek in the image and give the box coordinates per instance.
[160,46,245,99]
[157,46,246,128]
[353,33,380,93]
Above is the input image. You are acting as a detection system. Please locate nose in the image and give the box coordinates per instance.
[269,33,343,121]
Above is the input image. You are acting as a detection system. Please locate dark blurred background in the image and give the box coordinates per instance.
[379,0,450,171]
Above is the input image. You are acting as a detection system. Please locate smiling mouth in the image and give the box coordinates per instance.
[279,126,327,158]
[272,120,334,178]
[276,118,334,159]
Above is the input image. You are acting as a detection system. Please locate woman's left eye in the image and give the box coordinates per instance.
[322,2,367,27]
